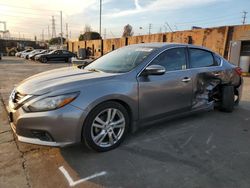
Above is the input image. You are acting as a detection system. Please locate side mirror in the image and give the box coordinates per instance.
[142,65,166,76]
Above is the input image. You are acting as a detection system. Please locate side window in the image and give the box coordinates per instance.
[62,51,70,54]
[214,55,221,66]
[151,48,187,71]
[189,48,215,68]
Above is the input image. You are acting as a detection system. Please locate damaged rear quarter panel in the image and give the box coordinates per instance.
[191,59,238,109]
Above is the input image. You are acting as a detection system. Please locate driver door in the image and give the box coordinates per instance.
[137,47,193,120]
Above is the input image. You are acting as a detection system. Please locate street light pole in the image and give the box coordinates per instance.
[60,10,63,47]
[99,0,102,37]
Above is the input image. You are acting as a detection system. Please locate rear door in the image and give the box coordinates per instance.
[51,50,63,61]
[138,47,193,120]
[187,48,223,108]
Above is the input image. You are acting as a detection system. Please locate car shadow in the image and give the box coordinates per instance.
[59,106,250,187]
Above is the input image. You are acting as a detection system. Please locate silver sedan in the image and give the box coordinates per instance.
[8,43,243,152]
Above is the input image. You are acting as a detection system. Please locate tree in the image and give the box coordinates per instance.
[48,37,66,45]
[84,24,91,33]
[79,32,102,41]
[122,24,134,37]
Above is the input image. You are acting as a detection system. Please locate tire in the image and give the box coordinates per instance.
[82,101,130,152]
[220,85,234,112]
[41,57,47,63]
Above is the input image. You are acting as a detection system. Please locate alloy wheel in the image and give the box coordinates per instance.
[90,108,126,148]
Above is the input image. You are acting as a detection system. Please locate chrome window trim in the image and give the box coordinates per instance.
[137,46,223,77]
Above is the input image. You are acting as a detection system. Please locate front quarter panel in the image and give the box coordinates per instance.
[70,74,139,122]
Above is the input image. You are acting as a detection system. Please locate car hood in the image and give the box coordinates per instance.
[16,67,118,95]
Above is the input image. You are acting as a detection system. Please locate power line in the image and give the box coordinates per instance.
[165,22,173,32]
[176,14,239,25]
[0,3,58,12]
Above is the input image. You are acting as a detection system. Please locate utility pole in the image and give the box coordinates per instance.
[51,16,56,38]
[159,27,162,33]
[47,25,50,40]
[242,11,248,25]
[60,11,63,47]
[148,23,152,35]
[104,28,106,39]
[139,27,143,35]
[42,29,44,41]
[99,0,102,37]
[66,23,69,40]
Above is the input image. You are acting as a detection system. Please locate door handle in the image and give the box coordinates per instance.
[182,77,191,82]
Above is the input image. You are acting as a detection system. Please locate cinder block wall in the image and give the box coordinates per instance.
[67,25,250,59]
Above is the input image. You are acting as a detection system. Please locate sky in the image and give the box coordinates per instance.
[0,0,249,40]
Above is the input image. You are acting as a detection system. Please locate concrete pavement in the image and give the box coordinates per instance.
[1,56,250,188]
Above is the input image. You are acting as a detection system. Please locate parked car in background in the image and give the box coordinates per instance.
[21,50,36,59]
[33,49,53,61]
[28,49,44,60]
[22,49,42,59]
[38,50,76,63]
[8,43,243,152]
[15,49,33,57]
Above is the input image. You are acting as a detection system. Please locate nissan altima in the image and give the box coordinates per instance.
[8,43,243,152]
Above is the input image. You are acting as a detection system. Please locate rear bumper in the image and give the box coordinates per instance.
[236,77,243,103]
[7,104,87,147]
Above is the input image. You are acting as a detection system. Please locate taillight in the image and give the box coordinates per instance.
[234,67,242,76]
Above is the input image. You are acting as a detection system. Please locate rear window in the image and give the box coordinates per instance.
[189,48,215,68]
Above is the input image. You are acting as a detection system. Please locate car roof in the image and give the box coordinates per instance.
[126,42,212,52]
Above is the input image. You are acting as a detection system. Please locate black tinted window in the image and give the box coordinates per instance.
[151,48,186,71]
[214,55,221,66]
[54,50,62,55]
[62,51,70,54]
[189,49,215,68]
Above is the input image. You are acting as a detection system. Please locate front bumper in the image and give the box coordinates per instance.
[7,103,87,147]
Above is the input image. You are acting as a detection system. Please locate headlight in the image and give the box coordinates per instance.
[24,92,79,112]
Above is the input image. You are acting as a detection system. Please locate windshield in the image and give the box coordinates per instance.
[85,46,156,73]
[48,50,56,54]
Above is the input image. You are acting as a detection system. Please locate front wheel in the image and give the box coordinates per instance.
[83,101,129,152]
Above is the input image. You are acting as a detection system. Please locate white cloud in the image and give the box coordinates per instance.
[104,0,218,17]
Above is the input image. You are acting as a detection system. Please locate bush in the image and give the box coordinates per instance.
[79,32,102,41]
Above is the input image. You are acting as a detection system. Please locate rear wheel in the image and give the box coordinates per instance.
[82,101,129,152]
[220,85,234,112]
